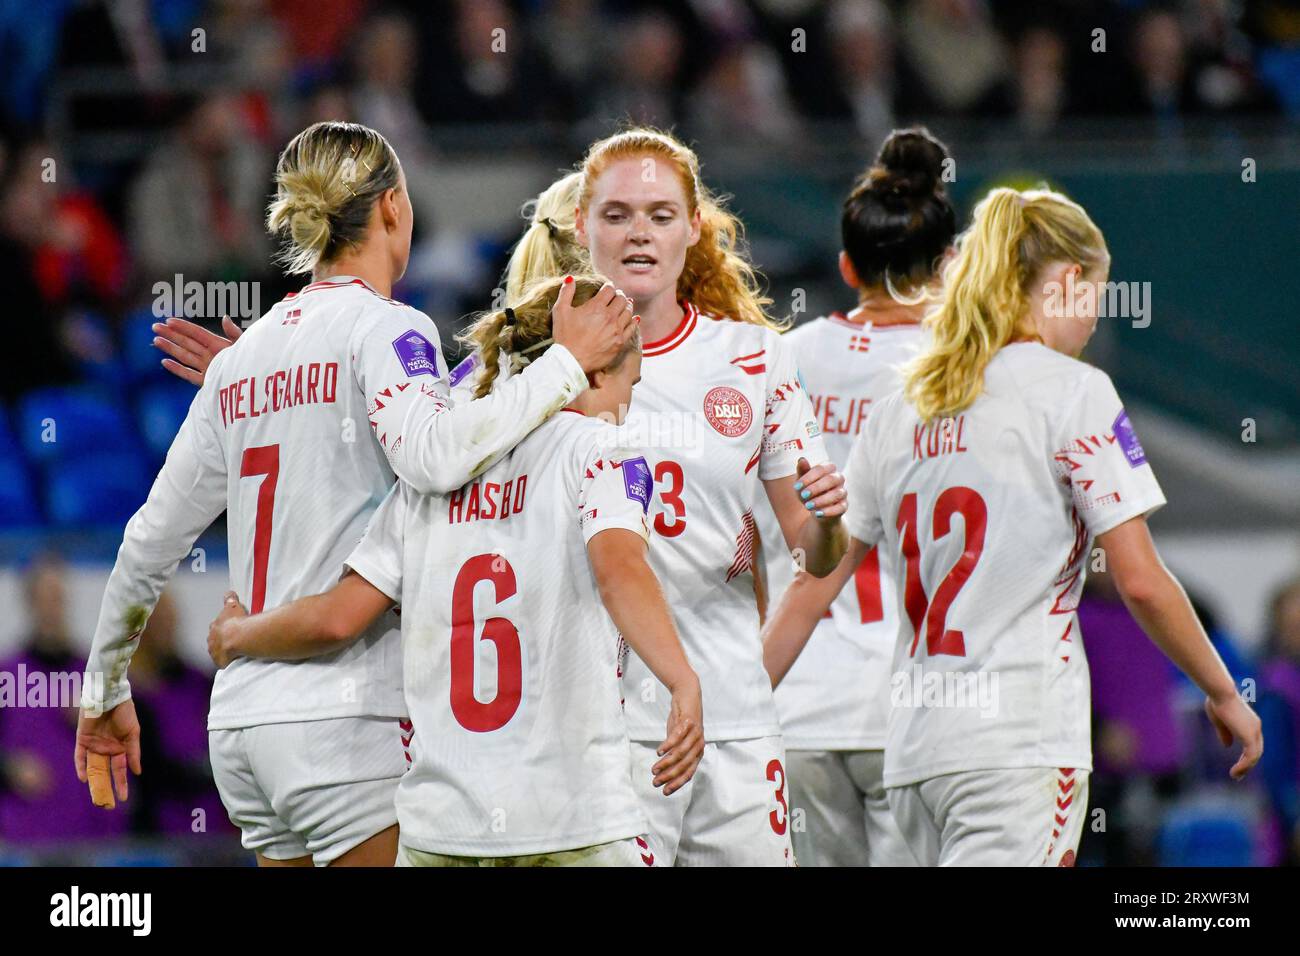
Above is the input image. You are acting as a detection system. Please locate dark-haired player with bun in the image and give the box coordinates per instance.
[759,128,956,867]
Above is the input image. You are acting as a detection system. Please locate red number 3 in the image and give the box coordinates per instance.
[653,460,686,537]
[766,758,788,835]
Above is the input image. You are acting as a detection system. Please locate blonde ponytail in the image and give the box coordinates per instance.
[503,172,590,302]
[266,122,401,275]
[904,186,1108,421]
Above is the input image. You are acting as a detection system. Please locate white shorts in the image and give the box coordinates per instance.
[396,835,658,868]
[786,749,918,867]
[887,766,1089,866]
[209,716,408,866]
[629,736,795,867]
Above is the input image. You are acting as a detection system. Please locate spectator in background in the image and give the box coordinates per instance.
[687,37,803,148]
[0,555,128,844]
[583,9,686,132]
[127,590,234,840]
[1009,25,1071,138]
[533,0,605,102]
[1128,8,1195,118]
[351,10,439,227]
[1259,576,1300,864]
[128,92,270,283]
[5,138,129,311]
[896,0,1008,116]
[269,0,373,74]
[828,0,897,148]
[417,0,567,125]
[0,144,79,400]
[208,0,296,146]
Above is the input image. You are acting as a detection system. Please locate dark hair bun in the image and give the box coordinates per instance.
[872,127,950,204]
[841,126,957,290]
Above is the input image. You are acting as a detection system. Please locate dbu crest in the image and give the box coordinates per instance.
[703,386,752,437]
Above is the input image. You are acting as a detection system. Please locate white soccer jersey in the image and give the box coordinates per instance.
[767,315,925,750]
[83,276,588,729]
[345,411,652,857]
[844,342,1166,787]
[618,303,828,741]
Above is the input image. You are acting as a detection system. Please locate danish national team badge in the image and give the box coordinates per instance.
[392,329,440,379]
[621,456,653,513]
[1112,408,1147,468]
[703,386,753,437]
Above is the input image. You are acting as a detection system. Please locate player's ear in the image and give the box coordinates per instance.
[574,205,588,246]
[838,251,860,290]
[380,188,400,231]
[587,368,607,392]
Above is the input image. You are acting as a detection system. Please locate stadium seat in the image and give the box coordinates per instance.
[136,382,198,460]
[122,305,175,385]
[44,450,153,528]
[1156,803,1256,867]
[0,449,42,528]
[17,386,143,464]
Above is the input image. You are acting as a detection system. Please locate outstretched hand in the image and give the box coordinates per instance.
[153,315,242,387]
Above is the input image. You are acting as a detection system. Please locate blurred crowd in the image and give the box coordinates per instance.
[1,0,1296,400]
[0,555,238,861]
[1080,571,1300,866]
[0,0,1296,863]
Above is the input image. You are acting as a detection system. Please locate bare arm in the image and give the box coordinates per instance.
[763,457,849,578]
[587,528,703,796]
[208,573,395,667]
[762,536,870,687]
[1099,515,1262,779]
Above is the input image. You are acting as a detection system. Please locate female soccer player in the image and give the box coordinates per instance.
[760,128,956,867]
[75,121,634,866]
[764,185,1263,866]
[207,274,705,866]
[566,128,849,865]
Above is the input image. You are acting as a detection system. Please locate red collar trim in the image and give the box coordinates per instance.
[282,277,397,304]
[643,301,698,356]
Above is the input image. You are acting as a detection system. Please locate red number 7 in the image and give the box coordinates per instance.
[240,444,280,613]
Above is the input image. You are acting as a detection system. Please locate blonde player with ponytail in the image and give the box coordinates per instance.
[77,122,634,866]
[766,185,1262,865]
[208,274,705,866]
[448,173,590,395]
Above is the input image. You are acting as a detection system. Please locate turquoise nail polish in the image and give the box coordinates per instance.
[800,489,811,500]
[793,481,803,492]
[805,501,814,510]
[815,510,824,518]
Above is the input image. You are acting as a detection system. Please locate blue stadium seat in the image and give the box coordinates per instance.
[0,448,42,528]
[17,386,142,464]
[136,382,198,460]
[44,450,153,528]
[69,309,129,398]
[122,305,174,385]
[1157,805,1255,867]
